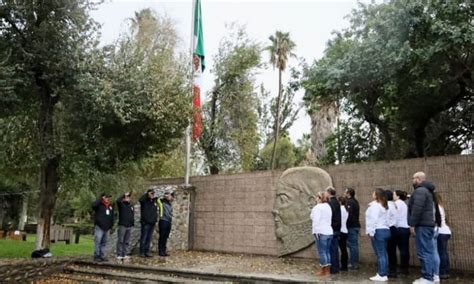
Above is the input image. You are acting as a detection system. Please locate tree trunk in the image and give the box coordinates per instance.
[207,89,219,175]
[34,79,60,250]
[18,195,28,231]
[310,101,338,164]
[270,69,283,170]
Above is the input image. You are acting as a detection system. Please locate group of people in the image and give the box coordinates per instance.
[310,171,451,284]
[91,189,175,262]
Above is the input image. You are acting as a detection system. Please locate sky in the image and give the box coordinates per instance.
[91,0,365,143]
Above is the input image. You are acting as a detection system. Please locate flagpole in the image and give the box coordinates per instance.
[185,0,196,187]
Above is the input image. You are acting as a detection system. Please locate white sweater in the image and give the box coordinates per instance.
[365,201,389,237]
[438,206,451,235]
[311,203,333,235]
[341,205,348,234]
[394,199,409,228]
[387,201,397,227]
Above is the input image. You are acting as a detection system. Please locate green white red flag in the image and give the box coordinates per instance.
[192,0,205,141]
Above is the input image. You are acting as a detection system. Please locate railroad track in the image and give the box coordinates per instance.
[61,260,322,283]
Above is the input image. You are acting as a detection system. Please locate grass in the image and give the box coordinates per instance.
[0,234,94,258]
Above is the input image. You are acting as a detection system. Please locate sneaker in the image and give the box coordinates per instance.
[370,274,388,282]
[434,275,440,283]
[413,278,435,284]
[116,256,123,260]
[123,255,130,260]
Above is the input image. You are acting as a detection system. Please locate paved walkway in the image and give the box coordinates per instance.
[119,250,472,283]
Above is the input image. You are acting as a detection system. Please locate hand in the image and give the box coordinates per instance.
[410,227,415,236]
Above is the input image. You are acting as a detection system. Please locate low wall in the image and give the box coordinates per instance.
[0,258,70,281]
[149,154,474,271]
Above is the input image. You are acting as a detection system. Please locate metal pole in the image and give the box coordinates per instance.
[185,0,196,186]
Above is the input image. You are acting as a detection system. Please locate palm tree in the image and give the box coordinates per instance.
[265,31,296,170]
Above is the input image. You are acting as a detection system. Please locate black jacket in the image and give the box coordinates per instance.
[117,196,134,227]
[139,193,158,224]
[328,196,342,232]
[346,198,361,228]
[408,181,435,227]
[92,200,114,231]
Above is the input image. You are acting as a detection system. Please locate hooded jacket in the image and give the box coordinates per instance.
[117,196,134,227]
[92,199,114,231]
[408,181,436,227]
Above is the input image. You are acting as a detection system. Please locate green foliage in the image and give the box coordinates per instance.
[261,137,296,170]
[303,0,473,163]
[200,25,262,174]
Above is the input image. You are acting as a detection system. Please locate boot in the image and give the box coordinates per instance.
[323,265,331,276]
[316,266,326,277]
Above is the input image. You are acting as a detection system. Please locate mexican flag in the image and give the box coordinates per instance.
[192,0,205,141]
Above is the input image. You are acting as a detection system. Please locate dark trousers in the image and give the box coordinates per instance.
[116,225,132,257]
[437,234,451,277]
[158,220,172,256]
[395,227,410,274]
[330,231,340,273]
[387,226,397,276]
[338,232,348,270]
[140,222,155,255]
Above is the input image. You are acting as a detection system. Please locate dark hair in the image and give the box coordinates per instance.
[395,190,408,201]
[374,188,388,209]
[431,191,442,227]
[434,192,448,225]
[345,188,355,198]
[384,189,393,201]
[338,196,349,211]
[326,187,336,196]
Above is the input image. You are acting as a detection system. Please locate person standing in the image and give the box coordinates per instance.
[344,187,360,270]
[326,187,341,274]
[311,191,333,277]
[157,191,174,257]
[116,192,134,260]
[393,190,410,275]
[92,193,114,262]
[409,171,436,284]
[366,188,391,282]
[139,189,158,257]
[385,189,398,278]
[338,196,349,271]
[434,193,451,280]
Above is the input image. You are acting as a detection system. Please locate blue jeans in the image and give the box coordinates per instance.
[314,234,333,266]
[330,231,340,273]
[347,228,360,266]
[437,234,451,276]
[432,229,440,276]
[371,228,391,277]
[94,225,108,259]
[140,222,155,255]
[415,226,435,281]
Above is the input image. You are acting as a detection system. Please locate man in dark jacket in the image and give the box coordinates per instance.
[92,193,114,262]
[344,187,360,270]
[139,189,158,257]
[326,186,341,274]
[158,191,174,257]
[408,171,436,283]
[116,192,134,260]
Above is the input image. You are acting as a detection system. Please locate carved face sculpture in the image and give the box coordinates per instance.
[273,167,333,256]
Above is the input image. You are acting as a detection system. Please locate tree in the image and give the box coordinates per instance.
[260,137,296,170]
[0,3,190,249]
[303,1,473,163]
[200,25,262,174]
[265,31,296,170]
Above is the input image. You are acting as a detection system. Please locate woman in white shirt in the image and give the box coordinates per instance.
[435,192,451,279]
[393,190,410,275]
[384,190,397,278]
[338,196,349,271]
[366,188,391,282]
[311,191,333,277]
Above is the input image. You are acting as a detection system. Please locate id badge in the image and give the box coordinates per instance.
[106,209,110,215]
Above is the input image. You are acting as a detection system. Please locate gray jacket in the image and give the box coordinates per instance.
[408,181,435,227]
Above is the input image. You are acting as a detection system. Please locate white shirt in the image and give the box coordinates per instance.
[394,199,409,228]
[340,205,349,233]
[438,206,451,235]
[365,201,389,237]
[311,203,333,235]
[387,201,397,227]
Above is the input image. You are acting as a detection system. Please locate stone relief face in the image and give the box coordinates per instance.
[273,167,333,256]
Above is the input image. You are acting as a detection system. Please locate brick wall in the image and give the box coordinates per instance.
[150,154,474,271]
